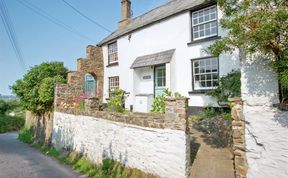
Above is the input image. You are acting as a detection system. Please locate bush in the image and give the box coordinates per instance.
[150,89,172,113]
[18,127,34,144]
[11,62,67,114]
[206,70,241,104]
[0,99,9,115]
[108,88,125,113]
[190,106,232,121]
[0,115,25,133]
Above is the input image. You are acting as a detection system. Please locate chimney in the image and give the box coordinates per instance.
[118,0,132,29]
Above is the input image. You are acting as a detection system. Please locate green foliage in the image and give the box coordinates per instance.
[191,106,232,121]
[18,127,35,144]
[206,70,241,103]
[0,99,9,115]
[108,88,125,113]
[207,0,288,100]
[12,62,67,114]
[40,146,60,157]
[150,89,172,113]
[0,115,25,133]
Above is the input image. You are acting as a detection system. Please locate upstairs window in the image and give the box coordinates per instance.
[192,57,219,90]
[108,42,118,64]
[109,76,119,91]
[192,6,218,41]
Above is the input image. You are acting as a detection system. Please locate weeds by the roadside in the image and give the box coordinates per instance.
[27,141,157,178]
[18,127,34,144]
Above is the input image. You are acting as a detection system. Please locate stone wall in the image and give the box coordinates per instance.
[52,98,191,178]
[230,98,247,178]
[25,111,53,145]
[54,45,104,110]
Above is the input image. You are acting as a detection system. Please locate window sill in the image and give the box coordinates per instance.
[188,90,211,94]
[106,62,119,67]
[187,36,221,46]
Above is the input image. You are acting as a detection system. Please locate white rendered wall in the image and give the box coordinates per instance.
[241,55,288,178]
[52,112,189,178]
[102,6,240,108]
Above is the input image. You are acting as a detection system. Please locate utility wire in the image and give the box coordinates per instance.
[15,0,95,42]
[0,0,26,70]
[61,0,111,33]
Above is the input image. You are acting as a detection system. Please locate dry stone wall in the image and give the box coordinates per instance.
[230,98,247,178]
[52,98,191,178]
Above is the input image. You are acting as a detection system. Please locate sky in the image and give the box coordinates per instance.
[0,0,169,95]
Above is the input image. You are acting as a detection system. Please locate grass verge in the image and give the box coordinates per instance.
[20,141,157,178]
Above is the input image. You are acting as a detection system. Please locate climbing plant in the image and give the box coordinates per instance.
[206,70,241,104]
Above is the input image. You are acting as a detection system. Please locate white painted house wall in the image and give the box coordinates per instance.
[102,6,240,111]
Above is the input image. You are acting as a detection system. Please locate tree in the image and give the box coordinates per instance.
[208,0,288,102]
[0,99,8,115]
[11,62,67,114]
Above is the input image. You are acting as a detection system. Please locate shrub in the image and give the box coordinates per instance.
[206,70,241,104]
[190,106,232,121]
[150,89,172,113]
[108,88,125,113]
[18,127,34,144]
[11,62,67,114]
[0,99,8,115]
[0,115,25,133]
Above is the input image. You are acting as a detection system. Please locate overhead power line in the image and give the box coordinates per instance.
[0,0,26,70]
[15,0,95,42]
[61,0,111,33]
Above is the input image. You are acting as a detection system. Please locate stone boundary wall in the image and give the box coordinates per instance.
[230,98,247,178]
[52,98,191,178]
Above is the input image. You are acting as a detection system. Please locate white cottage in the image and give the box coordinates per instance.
[97,0,240,113]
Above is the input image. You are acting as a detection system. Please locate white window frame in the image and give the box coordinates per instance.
[192,5,218,41]
[108,42,118,64]
[109,76,119,91]
[192,57,219,90]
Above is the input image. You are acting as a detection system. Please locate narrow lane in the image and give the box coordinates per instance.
[0,132,83,178]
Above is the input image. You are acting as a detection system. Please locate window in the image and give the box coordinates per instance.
[192,6,218,40]
[109,76,119,91]
[192,57,218,90]
[155,65,166,87]
[108,42,118,64]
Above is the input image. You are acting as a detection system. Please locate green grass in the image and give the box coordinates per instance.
[21,138,157,178]
[0,114,24,133]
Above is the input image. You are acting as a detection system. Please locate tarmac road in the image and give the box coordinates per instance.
[0,132,84,178]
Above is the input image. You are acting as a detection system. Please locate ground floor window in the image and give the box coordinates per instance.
[109,76,119,91]
[192,57,219,90]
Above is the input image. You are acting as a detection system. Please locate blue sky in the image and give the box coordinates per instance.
[0,0,169,95]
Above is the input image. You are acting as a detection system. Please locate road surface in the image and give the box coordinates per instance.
[0,132,84,178]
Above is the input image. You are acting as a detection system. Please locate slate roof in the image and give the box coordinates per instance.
[98,0,213,46]
[130,49,175,69]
